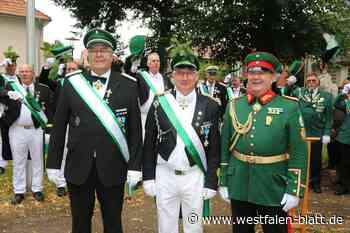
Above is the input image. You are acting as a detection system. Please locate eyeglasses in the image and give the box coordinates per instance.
[88,48,112,54]
[175,70,196,77]
[306,79,318,83]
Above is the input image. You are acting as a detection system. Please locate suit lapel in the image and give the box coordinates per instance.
[103,71,120,100]
[192,91,207,134]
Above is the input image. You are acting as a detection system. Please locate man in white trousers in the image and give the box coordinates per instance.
[8,64,53,204]
[142,49,220,233]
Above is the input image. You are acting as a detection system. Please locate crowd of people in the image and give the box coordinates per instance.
[0,28,349,233]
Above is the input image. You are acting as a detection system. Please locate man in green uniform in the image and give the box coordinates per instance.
[219,52,307,233]
[293,73,333,193]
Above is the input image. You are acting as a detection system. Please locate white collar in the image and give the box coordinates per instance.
[91,69,111,79]
[149,72,162,79]
[206,80,216,86]
[176,89,196,102]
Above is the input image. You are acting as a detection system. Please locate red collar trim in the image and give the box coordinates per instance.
[247,89,276,105]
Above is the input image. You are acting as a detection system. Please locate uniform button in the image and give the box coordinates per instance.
[293,189,297,193]
[253,112,257,115]
[250,152,254,155]
[252,126,256,130]
[250,143,254,147]
[250,135,254,138]
[294,180,297,184]
[253,119,256,122]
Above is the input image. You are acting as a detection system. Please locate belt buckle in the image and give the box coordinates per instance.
[23,126,32,129]
[174,170,185,175]
[246,156,256,164]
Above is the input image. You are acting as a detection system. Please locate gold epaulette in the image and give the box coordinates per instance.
[282,95,299,102]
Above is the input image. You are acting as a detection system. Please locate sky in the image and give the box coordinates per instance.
[35,0,151,59]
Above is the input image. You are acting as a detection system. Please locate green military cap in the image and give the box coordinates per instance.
[83,28,116,50]
[244,51,280,73]
[206,65,219,75]
[50,45,73,58]
[129,35,146,56]
[171,50,199,70]
[288,60,303,76]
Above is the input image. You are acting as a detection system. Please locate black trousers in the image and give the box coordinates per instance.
[337,142,350,189]
[67,159,125,233]
[231,199,288,233]
[327,140,341,169]
[310,141,323,186]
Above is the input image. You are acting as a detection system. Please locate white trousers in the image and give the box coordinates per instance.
[0,133,8,168]
[9,125,44,194]
[47,128,68,188]
[156,164,204,233]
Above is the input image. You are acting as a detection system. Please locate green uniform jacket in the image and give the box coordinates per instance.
[220,95,307,207]
[294,88,333,138]
[335,94,350,146]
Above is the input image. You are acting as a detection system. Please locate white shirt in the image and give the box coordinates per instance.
[91,69,111,98]
[157,89,197,171]
[206,80,216,96]
[16,83,35,126]
[141,72,164,114]
[232,87,241,98]
[140,72,165,140]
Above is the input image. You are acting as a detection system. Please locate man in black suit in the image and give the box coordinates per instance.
[5,64,54,204]
[142,49,220,233]
[0,56,20,174]
[199,66,227,119]
[47,28,143,233]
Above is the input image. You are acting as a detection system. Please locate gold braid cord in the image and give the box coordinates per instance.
[229,99,253,151]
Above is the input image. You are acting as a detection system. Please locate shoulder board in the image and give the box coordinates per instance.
[36,83,50,89]
[282,95,299,102]
[201,92,220,104]
[218,82,227,87]
[65,69,83,78]
[121,72,137,82]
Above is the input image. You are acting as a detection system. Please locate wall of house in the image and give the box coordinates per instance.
[0,14,46,74]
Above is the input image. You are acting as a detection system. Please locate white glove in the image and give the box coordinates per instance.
[342,83,350,94]
[287,75,297,86]
[143,180,156,197]
[47,168,61,184]
[127,170,142,188]
[0,58,12,67]
[322,135,331,144]
[280,193,300,212]
[203,188,217,200]
[218,187,230,203]
[57,63,65,76]
[7,91,22,101]
[44,134,51,144]
[46,57,55,68]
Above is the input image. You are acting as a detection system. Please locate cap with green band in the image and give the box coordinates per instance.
[83,28,116,50]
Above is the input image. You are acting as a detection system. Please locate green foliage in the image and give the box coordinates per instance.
[3,46,19,62]
[51,0,350,67]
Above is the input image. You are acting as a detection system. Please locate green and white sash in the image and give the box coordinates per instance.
[139,70,211,216]
[139,71,207,172]
[198,82,209,96]
[67,72,130,162]
[227,86,234,101]
[3,76,48,128]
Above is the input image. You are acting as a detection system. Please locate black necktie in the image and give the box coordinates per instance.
[90,75,107,84]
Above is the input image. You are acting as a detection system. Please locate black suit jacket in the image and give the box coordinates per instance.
[143,89,220,190]
[47,70,143,187]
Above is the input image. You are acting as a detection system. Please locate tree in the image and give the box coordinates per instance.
[51,0,350,68]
